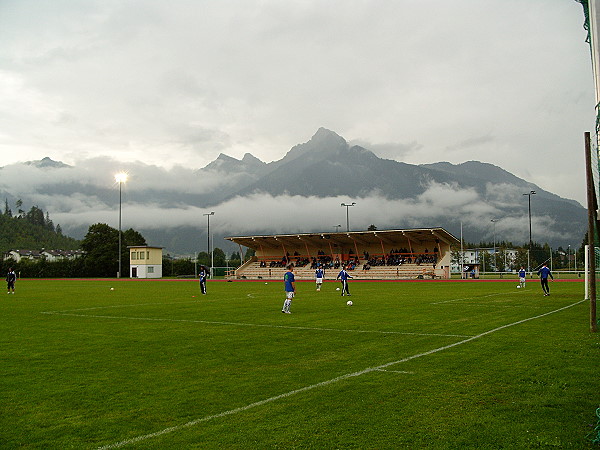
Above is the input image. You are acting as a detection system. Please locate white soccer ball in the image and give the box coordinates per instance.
[517,285,521,289]
[265,282,268,285]
[336,287,340,291]
[347,300,353,306]
[110,287,114,291]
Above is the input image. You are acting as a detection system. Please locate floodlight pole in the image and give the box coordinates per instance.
[204,212,215,277]
[491,219,498,272]
[115,173,128,278]
[523,191,536,248]
[341,202,356,232]
[523,190,536,271]
[118,181,122,278]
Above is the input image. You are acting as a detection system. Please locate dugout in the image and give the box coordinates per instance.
[226,227,459,280]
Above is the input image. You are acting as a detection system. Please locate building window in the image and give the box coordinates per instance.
[140,252,145,260]
[148,266,154,273]
[131,252,137,260]
[147,251,150,259]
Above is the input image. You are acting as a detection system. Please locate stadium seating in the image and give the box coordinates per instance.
[233,260,441,280]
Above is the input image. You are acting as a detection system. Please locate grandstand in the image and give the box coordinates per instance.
[226,227,459,280]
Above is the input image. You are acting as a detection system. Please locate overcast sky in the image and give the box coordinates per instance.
[0,0,594,207]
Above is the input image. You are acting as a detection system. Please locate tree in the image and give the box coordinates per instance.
[513,248,530,271]
[244,248,256,260]
[212,247,226,267]
[80,223,119,277]
[229,251,241,268]
[25,206,45,227]
[4,199,12,217]
[478,250,493,273]
[196,251,210,266]
[45,212,54,232]
[123,228,147,247]
[368,224,378,231]
[15,199,23,217]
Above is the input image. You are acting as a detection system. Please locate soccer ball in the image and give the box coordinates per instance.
[347,300,353,306]
[517,285,521,289]
[110,287,114,291]
[336,287,340,291]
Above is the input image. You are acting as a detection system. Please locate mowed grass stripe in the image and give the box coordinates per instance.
[0,279,595,448]
[41,309,474,338]
[98,298,585,449]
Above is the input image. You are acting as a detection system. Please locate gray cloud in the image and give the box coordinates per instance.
[43,179,569,246]
[0,0,593,210]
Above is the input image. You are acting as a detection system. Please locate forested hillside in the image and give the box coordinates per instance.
[0,201,80,254]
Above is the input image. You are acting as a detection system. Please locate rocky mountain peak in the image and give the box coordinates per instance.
[25,157,70,169]
[241,153,265,167]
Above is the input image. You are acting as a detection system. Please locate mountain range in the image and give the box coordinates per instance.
[0,128,586,255]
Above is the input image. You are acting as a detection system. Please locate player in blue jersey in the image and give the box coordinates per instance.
[315,265,324,291]
[282,264,295,313]
[198,266,208,294]
[518,266,526,288]
[537,263,553,296]
[336,265,352,296]
[6,268,16,294]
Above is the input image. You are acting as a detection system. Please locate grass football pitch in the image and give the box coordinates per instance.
[0,278,598,449]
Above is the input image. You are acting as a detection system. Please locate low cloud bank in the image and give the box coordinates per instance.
[50,181,577,246]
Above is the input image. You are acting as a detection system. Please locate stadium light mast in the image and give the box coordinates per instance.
[115,172,128,278]
[491,219,498,272]
[523,190,536,251]
[341,202,356,232]
[204,212,215,277]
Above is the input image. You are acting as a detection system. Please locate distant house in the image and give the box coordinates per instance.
[128,246,163,279]
[451,248,518,273]
[4,250,42,262]
[41,249,85,262]
[4,249,84,263]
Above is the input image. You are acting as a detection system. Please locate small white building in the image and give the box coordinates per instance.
[4,249,42,262]
[128,246,163,279]
[41,249,85,262]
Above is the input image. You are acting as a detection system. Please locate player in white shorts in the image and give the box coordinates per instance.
[518,266,526,288]
[315,265,324,291]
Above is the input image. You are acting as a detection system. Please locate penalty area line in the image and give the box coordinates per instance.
[97,299,585,449]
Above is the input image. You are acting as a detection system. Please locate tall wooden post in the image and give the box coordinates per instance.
[585,131,597,333]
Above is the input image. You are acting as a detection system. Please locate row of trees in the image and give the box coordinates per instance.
[162,249,257,277]
[452,238,588,273]
[4,199,59,231]
[1,223,147,278]
[2,220,251,278]
[0,201,79,255]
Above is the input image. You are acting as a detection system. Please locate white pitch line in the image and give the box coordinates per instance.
[451,303,548,309]
[41,299,202,314]
[375,369,414,374]
[431,292,505,305]
[40,311,471,338]
[97,299,585,450]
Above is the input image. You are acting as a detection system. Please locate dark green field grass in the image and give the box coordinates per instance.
[0,278,598,449]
